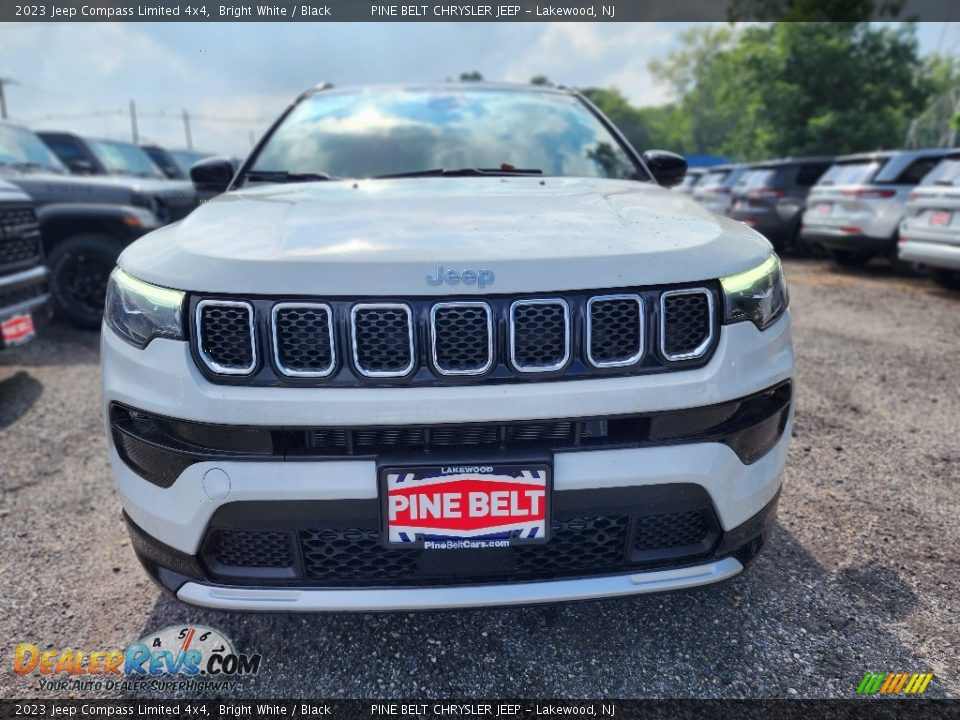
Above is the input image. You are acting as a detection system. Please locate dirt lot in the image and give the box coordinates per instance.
[1,259,958,699]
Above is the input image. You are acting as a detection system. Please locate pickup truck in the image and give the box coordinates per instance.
[0,122,198,327]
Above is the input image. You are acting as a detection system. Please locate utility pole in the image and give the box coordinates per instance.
[182,109,193,149]
[0,77,17,120]
[129,99,139,143]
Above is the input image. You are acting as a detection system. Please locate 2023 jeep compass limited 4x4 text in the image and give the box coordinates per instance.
[101,83,795,611]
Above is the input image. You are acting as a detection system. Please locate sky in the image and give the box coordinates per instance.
[0,22,957,157]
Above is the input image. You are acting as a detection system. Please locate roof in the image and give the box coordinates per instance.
[746,155,835,168]
[833,148,955,163]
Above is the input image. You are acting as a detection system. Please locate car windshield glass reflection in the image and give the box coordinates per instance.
[0,125,68,172]
[90,139,165,178]
[251,88,641,181]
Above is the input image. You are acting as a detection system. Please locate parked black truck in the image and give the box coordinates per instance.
[0,178,48,349]
[0,122,198,328]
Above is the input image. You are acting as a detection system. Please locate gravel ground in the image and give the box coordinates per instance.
[1,259,958,700]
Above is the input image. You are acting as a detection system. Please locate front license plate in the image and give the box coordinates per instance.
[1,313,35,347]
[930,210,952,226]
[382,464,550,549]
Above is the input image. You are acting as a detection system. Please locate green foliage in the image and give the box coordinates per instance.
[529,75,551,86]
[649,22,944,160]
[459,71,484,82]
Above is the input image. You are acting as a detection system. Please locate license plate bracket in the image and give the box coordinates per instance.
[1,313,35,348]
[930,210,952,227]
[380,463,551,549]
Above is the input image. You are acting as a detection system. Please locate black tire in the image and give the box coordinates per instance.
[928,267,960,290]
[828,249,870,267]
[48,234,125,329]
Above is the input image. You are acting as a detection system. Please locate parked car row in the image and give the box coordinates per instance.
[685,149,960,288]
[0,121,208,329]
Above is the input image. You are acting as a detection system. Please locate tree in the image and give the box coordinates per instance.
[459,71,484,82]
[649,25,740,154]
[651,22,940,160]
[529,75,551,86]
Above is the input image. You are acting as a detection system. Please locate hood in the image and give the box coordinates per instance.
[0,177,31,204]
[0,168,195,208]
[120,176,772,295]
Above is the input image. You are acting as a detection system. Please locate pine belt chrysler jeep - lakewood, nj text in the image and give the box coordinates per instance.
[101,83,795,611]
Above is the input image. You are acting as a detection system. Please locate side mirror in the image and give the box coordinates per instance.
[190,156,236,194]
[642,150,687,188]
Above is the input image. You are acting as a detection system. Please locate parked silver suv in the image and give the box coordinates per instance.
[898,152,960,288]
[801,149,953,266]
[692,164,748,216]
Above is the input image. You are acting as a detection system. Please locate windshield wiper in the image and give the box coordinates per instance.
[244,170,336,184]
[373,167,544,179]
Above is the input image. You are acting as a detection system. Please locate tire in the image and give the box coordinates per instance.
[828,249,870,267]
[928,268,960,290]
[47,234,125,329]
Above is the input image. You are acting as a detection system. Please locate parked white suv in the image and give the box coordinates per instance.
[899,152,960,288]
[801,149,953,266]
[101,83,794,611]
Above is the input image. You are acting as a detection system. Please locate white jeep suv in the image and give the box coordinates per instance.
[101,83,794,611]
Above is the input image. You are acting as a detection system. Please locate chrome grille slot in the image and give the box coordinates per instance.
[660,288,714,361]
[351,303,415,378]
[196,300,257,375]
[587,294,644,368]
[431,301,493,376]
[272,303,335,377]
[509,299,570,373]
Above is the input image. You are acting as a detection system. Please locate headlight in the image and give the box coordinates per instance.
[720,254,788,330]
[104,268,184,348]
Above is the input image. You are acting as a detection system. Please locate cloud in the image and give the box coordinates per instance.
[1,21,950,158]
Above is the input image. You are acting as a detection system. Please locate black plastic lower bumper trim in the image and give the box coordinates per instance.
[111,381,792,489]
[124,489,781,601]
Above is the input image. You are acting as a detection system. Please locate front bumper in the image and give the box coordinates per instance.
[126,489,779,611]
[103,313,794,609]
[1,265,50,348]
[800,226,895,256]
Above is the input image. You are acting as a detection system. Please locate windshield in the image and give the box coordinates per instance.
[819,161,884,186]
[88,139,165,178]
[0,124,67,172]
[920,158,960,187]
[678,172,702,189]
[250,88,642,181]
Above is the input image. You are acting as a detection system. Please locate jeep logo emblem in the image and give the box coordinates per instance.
[426,266,494,288]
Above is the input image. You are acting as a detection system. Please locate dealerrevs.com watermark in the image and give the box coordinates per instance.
[13,625,262,694]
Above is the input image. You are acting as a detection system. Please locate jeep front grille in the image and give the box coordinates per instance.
[431,301,493,376]
[351,303,415,378]
[196,300,257,375]
[660,288,714,361]
[0,206,42,273]
[587,294,644,367]
[509,299,570,372]
[189,284,718,385]
[272,303,335,378]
